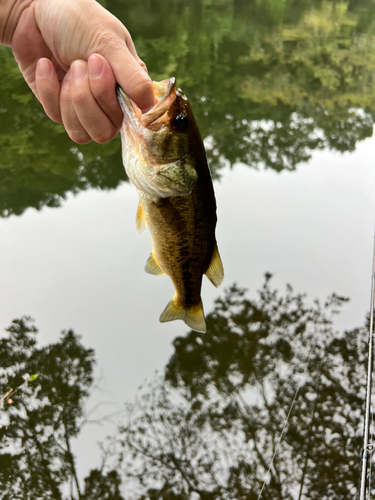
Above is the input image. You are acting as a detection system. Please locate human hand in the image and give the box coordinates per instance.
[8,0,154,144]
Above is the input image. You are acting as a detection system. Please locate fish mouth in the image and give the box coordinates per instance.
[142,78,177,127]
[117,78,177,129]
[117,85,142,121]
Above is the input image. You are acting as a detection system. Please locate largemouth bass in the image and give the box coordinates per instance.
[117,78,223,333]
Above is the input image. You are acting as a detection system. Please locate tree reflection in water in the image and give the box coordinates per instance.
[2,276,371,499]
[0,318,123,500]
[116,275,366,499]
[2,0,375,495]
[1,0,375,216]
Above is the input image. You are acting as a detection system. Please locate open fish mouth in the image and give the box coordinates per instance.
[117,76,197,199]
[117,78,177,129]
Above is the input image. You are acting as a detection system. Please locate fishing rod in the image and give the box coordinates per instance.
[360,234,375,500]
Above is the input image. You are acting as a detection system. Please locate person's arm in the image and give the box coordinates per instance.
[1,0,154,144]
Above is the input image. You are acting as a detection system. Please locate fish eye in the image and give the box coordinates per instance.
[171,113,189,132]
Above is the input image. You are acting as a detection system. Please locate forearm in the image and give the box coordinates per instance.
[0,0,33,46]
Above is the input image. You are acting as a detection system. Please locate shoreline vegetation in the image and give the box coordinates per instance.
[1,0,375,216]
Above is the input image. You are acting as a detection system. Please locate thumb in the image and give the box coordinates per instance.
[106,47,154,113]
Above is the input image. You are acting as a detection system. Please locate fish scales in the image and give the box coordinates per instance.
[117,77,223,332]
[138,167,217,309]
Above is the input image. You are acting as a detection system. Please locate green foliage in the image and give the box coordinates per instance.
[117,0,375,172]
[0,46,126,218]
[2,0,375,215]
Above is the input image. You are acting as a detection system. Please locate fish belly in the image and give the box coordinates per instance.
[141,191,214,302]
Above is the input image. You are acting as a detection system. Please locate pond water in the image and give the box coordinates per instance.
[1,0,375,498]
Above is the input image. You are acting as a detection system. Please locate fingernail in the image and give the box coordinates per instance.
[71,60,87,81]
[66,69,71,81]
[37,59,51,78]
[88,55,104,79]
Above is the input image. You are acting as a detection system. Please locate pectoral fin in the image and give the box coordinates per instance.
[205,244,224,287]
[136,202,147,234]
[159,298,206,333]
[145,252,165,275]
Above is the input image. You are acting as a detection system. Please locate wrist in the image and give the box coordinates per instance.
[0,0,33,46]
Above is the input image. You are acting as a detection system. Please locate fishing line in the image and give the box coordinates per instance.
[359,232,375,500]
[369,399,374,499]
[256,334,319,500]
[256,213,373,498]
[256,158,375,498]
[367,372,375,499]
[329,168,375,500]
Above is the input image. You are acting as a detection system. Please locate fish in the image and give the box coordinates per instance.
[117,77,224,333]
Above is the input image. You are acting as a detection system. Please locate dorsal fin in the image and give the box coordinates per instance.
[205,244,224,287]
[145,252,165,275]
[136,202,147,234]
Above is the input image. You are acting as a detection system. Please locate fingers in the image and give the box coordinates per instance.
[102,42,154,113]
[60,67,91,144]
[60,56,120,144]
[87,54,123,129]
[35,58,63,123]
[35,46,154,144]
[36,54,121,143]
[123,65,154,114]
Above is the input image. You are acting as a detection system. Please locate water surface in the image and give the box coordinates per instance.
[1,0,375,498]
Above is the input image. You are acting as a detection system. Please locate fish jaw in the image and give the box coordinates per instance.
[141,78,177,127]
[116,86,143,141]
[117,80,198,198]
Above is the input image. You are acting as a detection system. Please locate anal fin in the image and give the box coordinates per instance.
[159,298,206,333]
[205,244,224,287]
[145,252,165,275]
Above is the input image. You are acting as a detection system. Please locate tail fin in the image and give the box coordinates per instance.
[159,298,206,333]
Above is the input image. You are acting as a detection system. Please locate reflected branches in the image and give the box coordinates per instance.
[0,276,372,498]
[112,276,369,499]
[0,317,123,500]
